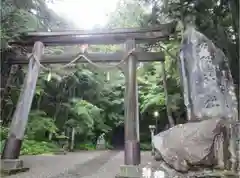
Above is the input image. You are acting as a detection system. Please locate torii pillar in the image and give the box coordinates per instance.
[1,41,44,173]
[124,39,140,165]
[116,39,141,177]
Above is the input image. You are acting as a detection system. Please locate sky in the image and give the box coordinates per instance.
[48,0,119,29]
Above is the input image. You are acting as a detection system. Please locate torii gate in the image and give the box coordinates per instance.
[0,22,177,176]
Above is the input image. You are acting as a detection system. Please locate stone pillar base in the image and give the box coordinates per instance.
[1,159,29,175]
[115,165,142,178]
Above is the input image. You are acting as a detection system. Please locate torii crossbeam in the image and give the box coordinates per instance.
[9,22,176,46]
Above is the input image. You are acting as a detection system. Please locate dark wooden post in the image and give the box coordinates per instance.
[124,39,140,165]
[161,61,175,127]
[1,41,44,160]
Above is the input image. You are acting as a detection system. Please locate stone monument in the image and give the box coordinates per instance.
[152,21,239,177]
[96,133,106,150]
[149,125,156,156]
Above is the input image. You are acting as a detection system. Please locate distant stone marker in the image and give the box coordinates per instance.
[96,133,106,150]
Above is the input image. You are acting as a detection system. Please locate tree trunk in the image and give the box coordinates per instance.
[161,61,175,127]
[1,65,18,125]
[49,103,60,141]
[228,0,239,38]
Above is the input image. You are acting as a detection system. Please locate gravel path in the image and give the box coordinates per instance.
[6,151,112,178]
[82,151,152,178]
[49,151,119,178]
[5,151,153,178]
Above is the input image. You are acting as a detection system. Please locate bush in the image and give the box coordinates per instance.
[76,142,96,150]
[23,140,59,155]
[0,139,60,155]
[140,142,152,151]
[20,140,60,155]
[0,140,6,152]
[0,126,9,141]
[105,142,114,150]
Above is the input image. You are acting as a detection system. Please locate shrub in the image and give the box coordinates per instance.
[0,126,9,141]
[20,140,59,155]
[0,140,6,152]
[140,142,152,151]
[76,142,96,150]
[1,139,60,155]
[105,142,114,150]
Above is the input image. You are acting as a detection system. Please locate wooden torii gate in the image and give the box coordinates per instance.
[1,22,176,175]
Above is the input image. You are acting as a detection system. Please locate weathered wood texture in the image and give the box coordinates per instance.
[9,52,165,64]
[1,41,44,159]
[124,39,140,165]
[8,22,176,46]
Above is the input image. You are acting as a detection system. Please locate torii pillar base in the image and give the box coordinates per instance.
[116,165,142,178]
[1,159,29,176]
[1,137,29,175]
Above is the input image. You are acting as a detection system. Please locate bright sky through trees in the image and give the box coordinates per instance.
[48,0,119,29]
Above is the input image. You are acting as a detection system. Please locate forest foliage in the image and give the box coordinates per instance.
[0,0,238,154]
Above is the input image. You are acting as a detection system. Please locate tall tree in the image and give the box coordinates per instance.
[140,0,239,90]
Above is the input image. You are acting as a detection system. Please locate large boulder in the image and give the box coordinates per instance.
[153,118,228,172]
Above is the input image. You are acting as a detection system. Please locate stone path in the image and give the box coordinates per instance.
[5,151,153,178]
[82,151,152,178]
[6,151,115,178]
[6,151,236,178]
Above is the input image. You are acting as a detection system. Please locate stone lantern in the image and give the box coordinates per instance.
[149,125,156,156]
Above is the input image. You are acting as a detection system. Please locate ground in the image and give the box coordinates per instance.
[4,151,240,178]
[6,151,152,178]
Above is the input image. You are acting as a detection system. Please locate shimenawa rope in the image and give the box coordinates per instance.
[28,48,136,72]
